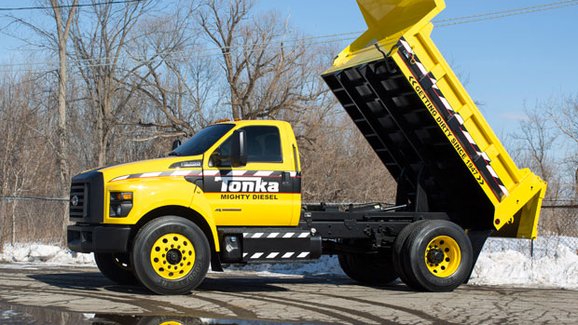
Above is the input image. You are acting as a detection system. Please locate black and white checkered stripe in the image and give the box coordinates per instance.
[397,38,509,200]
[111,170,300,182]
[203,170,299,178]
[243,231,310,239]
[111,170,203,182]
[241,231,312,260]
[242,251,311,259]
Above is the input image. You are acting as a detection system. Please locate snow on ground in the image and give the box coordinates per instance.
[469,237,578,289]
[0,243,95,266]
[1,236,576,289]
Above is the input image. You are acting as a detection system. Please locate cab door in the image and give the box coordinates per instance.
[203,125,298,226]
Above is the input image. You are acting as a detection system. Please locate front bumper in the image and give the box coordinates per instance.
[68,224,131,253]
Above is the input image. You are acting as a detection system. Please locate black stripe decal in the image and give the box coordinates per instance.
[397,37,507,201]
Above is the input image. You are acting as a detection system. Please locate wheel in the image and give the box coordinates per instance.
[94,252,138,285]
[401,219,473,292]
[338,251,398,285]
[136,316,188,325]
[131,216,210,295]
[392,220,426,287]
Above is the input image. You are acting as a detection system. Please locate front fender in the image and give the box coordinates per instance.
[104,176,220,251]
[190,185,220,251]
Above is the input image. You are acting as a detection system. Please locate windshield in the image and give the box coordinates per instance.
[170,124,234,156]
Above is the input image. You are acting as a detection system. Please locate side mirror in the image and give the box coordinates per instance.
[230,130,247,167]
[171,139,182,151]
[210,150,222,167]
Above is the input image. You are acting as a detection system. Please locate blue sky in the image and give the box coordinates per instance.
[256,0,578,135]
[0,0,576,136]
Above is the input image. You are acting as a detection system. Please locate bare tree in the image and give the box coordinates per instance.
[1,1,78,246]
[70,0,154,166]
[510,98,578,202]
[50,0,78,244]
[0,72,60,248]
[129,3,219,140]
[547,96,578,146]
[511,107,559,200]
[299,112,396,204]
[198,0,328,121]
[546,96,578,202]
[0,0,405,247]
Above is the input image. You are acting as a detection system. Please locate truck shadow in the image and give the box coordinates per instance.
[29,272,412,295]
[28,272,150,294]
[199,273,412,293]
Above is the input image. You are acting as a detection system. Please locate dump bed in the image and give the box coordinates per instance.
[322,0,546,238]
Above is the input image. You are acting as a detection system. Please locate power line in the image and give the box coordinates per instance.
[435,0,578,24]
[0,0,576,74]
[435,0,578,27]
[0,0,143,12]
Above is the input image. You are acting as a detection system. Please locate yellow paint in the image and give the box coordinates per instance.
[201,121,301,227]
[326,0,547,238]
[97,120,302,252]
[150,233,195,280]
[425,235,461,278]
[91,1,547,253]
[328,0,444,73]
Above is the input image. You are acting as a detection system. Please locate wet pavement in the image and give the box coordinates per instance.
[0,264,577,324]
[0,302,92,325]
[0,301,296,325]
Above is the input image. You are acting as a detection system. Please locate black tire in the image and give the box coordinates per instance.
[131,216,210,295]
[392,220,427,287]
[402,220,473,292]
[339,251,398,285]
[94,252,138,285]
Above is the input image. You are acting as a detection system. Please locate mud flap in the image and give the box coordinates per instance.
[464,229,492,283]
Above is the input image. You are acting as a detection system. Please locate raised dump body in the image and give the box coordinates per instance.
[322,0,546,239]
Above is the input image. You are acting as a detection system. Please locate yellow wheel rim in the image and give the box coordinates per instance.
[150,233,195,280]
[424,235,461,278]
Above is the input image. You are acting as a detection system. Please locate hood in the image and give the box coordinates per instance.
[98,156,204,183]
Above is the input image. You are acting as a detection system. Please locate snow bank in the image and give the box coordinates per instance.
[1,236,576,290]
[0,244,95,266]
[232,236,578,290]
[469,237,578,290]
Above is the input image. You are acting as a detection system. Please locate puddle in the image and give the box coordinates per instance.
[0,302,311,325]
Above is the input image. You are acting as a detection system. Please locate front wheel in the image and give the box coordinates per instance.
[94,252,138,285]
[131,216,210,295]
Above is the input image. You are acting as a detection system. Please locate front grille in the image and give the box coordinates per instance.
[69,170,104,223]
[69,183,88,218]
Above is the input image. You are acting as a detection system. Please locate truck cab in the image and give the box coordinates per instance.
[68,120,319,294]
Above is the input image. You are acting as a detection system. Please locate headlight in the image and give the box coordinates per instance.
[109,192,133,218]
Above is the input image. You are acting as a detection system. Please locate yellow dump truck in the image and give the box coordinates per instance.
[68,0,546,295]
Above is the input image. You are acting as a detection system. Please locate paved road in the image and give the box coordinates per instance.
[0,264,576,324]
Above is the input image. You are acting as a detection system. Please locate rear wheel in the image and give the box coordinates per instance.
[392,220,426,287]
[339,251,398,285]
[400,220,473,292]
[94,252,138,285]
[131,216,210,295]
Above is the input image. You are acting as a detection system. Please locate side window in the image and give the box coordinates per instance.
[245,126,282,163]
[211,136,232,167]
[213,125,282,166]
